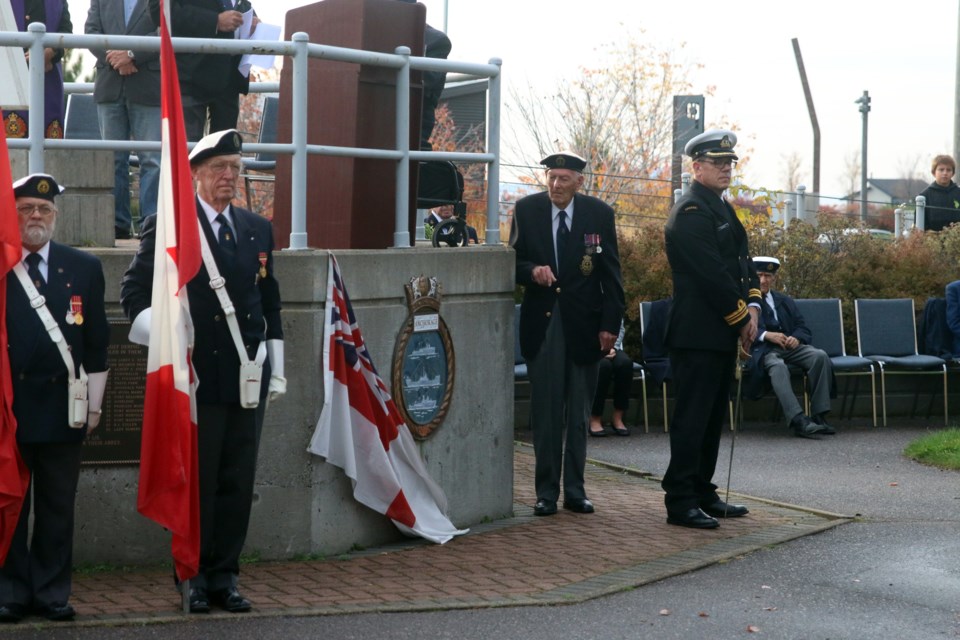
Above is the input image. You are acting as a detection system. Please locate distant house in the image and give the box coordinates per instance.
[849,178,929,207]
[438,79,487,141]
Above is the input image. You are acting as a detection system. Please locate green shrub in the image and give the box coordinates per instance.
[617,212,960,357]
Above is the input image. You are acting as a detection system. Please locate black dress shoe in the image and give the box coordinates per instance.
[701,500,749,518]
[589,426,607,437]
[563,498,595,514]
[790,413,825,438]
[813,413,836,435]
[534,498,557,516]
[115,226,132,240]
[610,423,630,436]
[0,603,27,623]
[36,602,75,621]
[211,587,251,613]
[667,507,719,529]
[188,587,210,614]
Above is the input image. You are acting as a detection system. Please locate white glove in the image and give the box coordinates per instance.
[267,339,286,402]
[128,308,152,346]
[86,370,109,433]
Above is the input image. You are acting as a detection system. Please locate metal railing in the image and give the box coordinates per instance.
[0,24,503,248]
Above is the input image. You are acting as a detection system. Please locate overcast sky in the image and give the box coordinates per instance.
[67,0,958,199]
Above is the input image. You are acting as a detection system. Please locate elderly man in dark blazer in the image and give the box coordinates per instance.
[511,151,624,517]
[1,174,110,624]
[85,0,162,239]
[148,0,255,141]
[745,257,833,438]
[662,129,761,530]
[121,130,284,614]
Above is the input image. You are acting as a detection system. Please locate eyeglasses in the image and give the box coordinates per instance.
[207,160,243,175]
[16,203,56,216]
[703,158,737,168]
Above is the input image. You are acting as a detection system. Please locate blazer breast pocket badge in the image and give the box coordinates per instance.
[581,234,602,275]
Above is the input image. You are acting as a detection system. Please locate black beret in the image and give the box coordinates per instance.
[13,173,64,202]
[189,129,243,165]
[540,151,587,172]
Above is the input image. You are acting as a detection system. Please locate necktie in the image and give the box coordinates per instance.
[556,210,569,273]
[216,213,237,258]
[25,252,44,290]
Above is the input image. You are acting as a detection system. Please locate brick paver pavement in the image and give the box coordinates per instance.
[28,445,848,628]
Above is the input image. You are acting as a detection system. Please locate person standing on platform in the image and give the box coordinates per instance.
[511,151,624,517]
[85,0,163,240]
[662,129,760,530]
[1,174,110,624]
[148,0,258,141]
[3,0,73,139]
[120,130,285,613]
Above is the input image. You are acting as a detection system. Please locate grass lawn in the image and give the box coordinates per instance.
[903,428,960,471]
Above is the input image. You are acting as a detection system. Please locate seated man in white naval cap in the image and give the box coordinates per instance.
[745,257,835,438]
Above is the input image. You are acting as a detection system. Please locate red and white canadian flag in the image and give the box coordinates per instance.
[136,0,201,582]
[0,109,29,566]
[308,254,467,544]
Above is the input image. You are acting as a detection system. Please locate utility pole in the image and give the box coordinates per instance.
[791,38,820,195]
[855,91,871,223]
[955,2,960,160]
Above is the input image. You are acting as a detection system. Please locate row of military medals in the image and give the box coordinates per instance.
[66,295,84,326]
[580,233,602,276]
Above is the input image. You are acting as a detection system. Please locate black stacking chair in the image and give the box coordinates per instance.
[794,298,877,427]
[640,299,672,432]
[855,298,947,426]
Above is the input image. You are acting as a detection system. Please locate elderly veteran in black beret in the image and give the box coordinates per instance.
[745,257,834,438]
[121,129,285,614]
[510,151,624,517]
[1,174,110,624]
[661,129,761,529]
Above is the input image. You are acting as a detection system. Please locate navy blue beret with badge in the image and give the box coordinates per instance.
[13,173,65,202]
[684,128,739,160]
[189,129,244,165]
[752,256,781,274]
[540,151,587,172]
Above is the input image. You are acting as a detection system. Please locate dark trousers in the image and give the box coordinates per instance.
[182,93,240,143]
[526,306,598,503]
[0,442,83,608]
[661,348,733,514]
[590,350,633,416]
[194,402,264,592]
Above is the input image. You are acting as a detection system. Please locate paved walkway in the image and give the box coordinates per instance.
[18,445,850,629]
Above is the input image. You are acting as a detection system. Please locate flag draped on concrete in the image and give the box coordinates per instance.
[308,254,467,544]
[0,112,29,566]
[136,2,202,582]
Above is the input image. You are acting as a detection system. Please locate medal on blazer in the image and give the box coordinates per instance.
[258,252,268,279]
[584,233,602,255]
[68,295,84,326]
[256,251,268,284]
[580,255,594,276]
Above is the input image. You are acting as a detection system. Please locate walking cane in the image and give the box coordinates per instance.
[724,338,750,516]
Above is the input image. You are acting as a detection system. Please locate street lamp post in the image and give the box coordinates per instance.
[855,91,871,223]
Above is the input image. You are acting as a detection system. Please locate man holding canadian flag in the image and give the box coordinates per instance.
[120,0,285,615]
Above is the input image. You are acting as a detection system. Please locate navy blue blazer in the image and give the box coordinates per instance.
[511,190,624,365]
[664,180,761,353]
[743,290,820,400]
[6,243,110,443]
[120,200,283,404]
